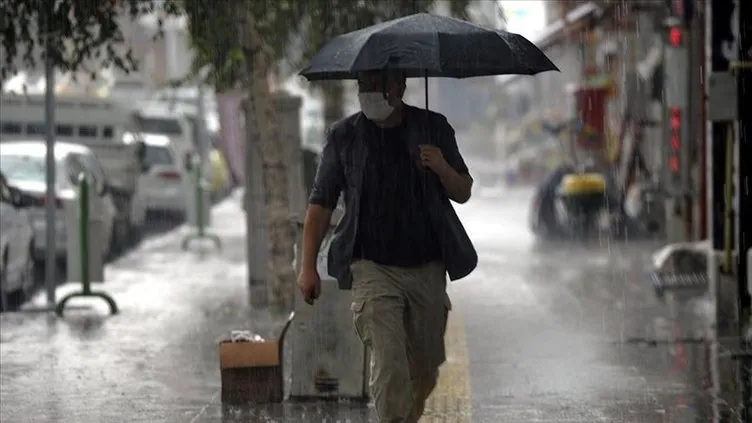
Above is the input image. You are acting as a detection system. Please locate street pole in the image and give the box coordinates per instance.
[196,69,209,227]
[43,14,57,309]
[196,71,209,163]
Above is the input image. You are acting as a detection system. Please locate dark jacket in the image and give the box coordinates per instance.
[309,105,478,289]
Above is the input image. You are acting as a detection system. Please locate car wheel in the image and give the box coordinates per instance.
[0,251,23,312]
[0,252,7,312]
[21,243,36,299]
[102,220,116,262]
[128,220,143,246]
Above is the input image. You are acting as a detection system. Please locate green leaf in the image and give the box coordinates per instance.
[1,0,183,78]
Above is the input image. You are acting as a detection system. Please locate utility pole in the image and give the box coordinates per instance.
[43,8,57,310]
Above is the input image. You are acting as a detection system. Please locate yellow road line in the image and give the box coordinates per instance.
[421,309,472,422]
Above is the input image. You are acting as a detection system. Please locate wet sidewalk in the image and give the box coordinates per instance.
[0,192,370,422]
[0,189,480,423]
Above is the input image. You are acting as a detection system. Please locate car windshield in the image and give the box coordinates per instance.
[0,153,47,182]
[145,145,174,166]
[0,153,71,188]
[135,116,183,135]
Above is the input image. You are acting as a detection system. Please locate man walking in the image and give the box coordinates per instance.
[297,69,477,423]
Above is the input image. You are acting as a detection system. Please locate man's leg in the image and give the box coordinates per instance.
[350,260,413,423]
[409,368,439,422]
[403,262,451,422]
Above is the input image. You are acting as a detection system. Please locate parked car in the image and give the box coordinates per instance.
[0,171,36,311]
[132,104,195,160]
[0,141,118,261]
[1,93,149,252]
[138,133,189,219]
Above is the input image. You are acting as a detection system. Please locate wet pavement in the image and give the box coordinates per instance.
[1,191,269,422]
[456,188,720,422]
[0,187,740,422]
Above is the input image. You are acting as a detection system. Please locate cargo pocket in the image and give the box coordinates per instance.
[351,299,369,345]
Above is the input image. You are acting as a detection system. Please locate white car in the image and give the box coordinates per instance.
[138,134,189,218]
[133,104,196,164]
[0,172,35,311]
[0,141,117,262]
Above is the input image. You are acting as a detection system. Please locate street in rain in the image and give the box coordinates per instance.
[1,1,750,422]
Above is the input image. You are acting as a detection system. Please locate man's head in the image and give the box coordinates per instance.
[356,70,407,122]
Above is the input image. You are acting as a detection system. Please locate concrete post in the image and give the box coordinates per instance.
[245,93,303,306]
[288,221,369,400]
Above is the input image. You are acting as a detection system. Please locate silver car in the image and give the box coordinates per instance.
[0,141,117,262]
[0,172,35,311]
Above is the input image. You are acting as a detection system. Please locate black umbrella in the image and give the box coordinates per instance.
[299,13,559,81]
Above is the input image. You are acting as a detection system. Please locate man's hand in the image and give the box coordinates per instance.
[419,144,449,173]
[297,266,322,305]
[419,144,472,203]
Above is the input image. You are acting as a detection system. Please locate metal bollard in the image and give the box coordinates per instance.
[181,156,222,251]
[56,173,119,317]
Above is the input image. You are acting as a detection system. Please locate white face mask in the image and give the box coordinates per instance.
[358,92,394,122]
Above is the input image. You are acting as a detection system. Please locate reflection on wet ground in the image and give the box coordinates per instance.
[18,210,186,310]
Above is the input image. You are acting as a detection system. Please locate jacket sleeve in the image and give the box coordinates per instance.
[308,125,345,209]
[435,115,470,177]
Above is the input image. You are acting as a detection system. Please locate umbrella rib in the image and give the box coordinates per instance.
[347,17,413,73]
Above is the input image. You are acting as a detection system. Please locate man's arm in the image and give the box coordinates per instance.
[302,127,345,270]
[301,205,333,271]
[434,116,473,204]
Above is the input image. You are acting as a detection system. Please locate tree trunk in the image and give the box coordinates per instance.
[237,5,295,314]
[316,80,347,219]
[242,95,269,308]
[317,80,345,131]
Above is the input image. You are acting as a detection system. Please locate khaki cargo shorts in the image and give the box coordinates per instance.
[350,259,452,422]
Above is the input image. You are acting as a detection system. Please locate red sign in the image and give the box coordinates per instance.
[669,107,681,174]
[669,27,683,47]
[575,85,610,150]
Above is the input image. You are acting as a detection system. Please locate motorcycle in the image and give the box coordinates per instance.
[527,117,666,241]
[529,163,614,240]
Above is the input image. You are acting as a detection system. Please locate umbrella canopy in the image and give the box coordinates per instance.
[300,13,558,81]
